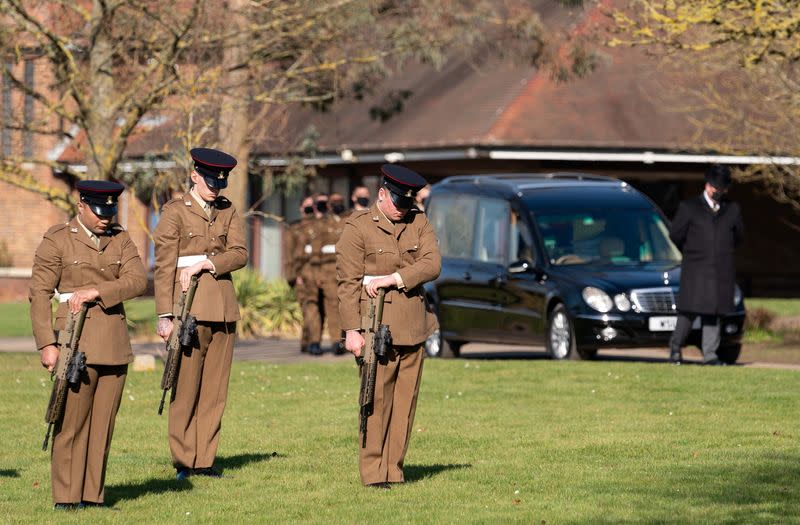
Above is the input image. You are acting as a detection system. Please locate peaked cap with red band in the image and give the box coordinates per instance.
[76,180,124,217]
[380,164,427,209]
[190,147,237,190]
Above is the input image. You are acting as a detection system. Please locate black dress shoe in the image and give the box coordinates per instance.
[193,467,223,478]
[367,482,391,489]
[176,467,191,481]
[53,503,79,510]
[333,342,346,355]
[309,343,323,356]
[80,501,105,508]
[300,344,309,353]
[705,359,727,366]
[669,349,683,365]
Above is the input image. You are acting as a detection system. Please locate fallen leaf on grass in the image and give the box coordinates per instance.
[33,481,40,489]
[512,499,521,504]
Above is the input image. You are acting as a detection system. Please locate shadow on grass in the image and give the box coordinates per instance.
[105,452,282,504]
[0,469,19,478]
[404,463,471,483]
[106,478,194,505]
[461,347,747,367]
[216,451,285,474]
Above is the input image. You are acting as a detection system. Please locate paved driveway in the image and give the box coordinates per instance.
[2,337,799,369]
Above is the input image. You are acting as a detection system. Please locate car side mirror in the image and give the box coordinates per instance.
[508,259,533,274]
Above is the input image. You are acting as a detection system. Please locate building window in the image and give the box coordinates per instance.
[2,61,12,157]
[23,60,34,157]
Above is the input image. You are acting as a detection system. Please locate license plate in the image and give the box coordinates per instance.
[649,316,677,331]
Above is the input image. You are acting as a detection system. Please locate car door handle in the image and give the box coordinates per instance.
[463,271,472,281]
[490,273,507,287]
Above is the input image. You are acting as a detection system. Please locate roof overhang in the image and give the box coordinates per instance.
[63,147,800,173]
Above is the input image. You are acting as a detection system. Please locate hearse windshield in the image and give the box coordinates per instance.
[534,209,681,266]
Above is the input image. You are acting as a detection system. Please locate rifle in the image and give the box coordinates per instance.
[357,289,392,448]
[158,275,199,415]
[42,303,90,451]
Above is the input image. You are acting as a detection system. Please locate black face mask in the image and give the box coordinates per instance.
[356,197,370,208]
[303,205,314,215]
[709,188,727,203]
[331,202,346,215]
[316,201,328,213]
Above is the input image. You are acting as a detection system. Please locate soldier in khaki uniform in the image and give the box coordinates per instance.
[30,181,147,509]
[336,164,441,488]
[153,148,248,480]
[305,193,339,355]
[284,196,315,352]
[314,192,347,354]
[350,186,371,215]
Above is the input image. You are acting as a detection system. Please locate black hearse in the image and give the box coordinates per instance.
[423,173,746,363]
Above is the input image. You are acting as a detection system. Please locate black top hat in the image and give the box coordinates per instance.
[190,147,237,190]
[705,164,733,190]
[76,180,124,217]
[380,164,427,209]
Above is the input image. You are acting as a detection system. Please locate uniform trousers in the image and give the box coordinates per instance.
[293,277,312,348]
[669,313,721,362]
[359,344,424,485]
[51,364,127,504]
[305,263,341,344]
[169,322,236,469]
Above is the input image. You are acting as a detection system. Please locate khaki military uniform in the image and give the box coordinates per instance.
[336,204,441,485]
[153,193,247,470]
[285,217,315,349]
[29,218,147,504]
[292,217,323,346]
[311,214,346,344]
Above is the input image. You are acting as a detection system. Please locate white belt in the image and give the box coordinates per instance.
[57,292,73,303]
[304,244,312,255]
[362,275,388,286]
[177,255,208,267]
[321,244,336,254]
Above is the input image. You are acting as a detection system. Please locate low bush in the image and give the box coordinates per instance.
[233,268,302,339]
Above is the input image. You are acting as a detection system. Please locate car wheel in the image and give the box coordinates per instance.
[546,304,576,360]
[424,328,461,358]
[716,344,741,365]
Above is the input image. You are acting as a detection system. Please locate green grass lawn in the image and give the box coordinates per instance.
[0,302,35,337]
[1,354,798,523]
[747,298,800,317]
[0,299,156,339]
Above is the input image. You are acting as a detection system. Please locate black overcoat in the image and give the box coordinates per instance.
[669,195,744,315]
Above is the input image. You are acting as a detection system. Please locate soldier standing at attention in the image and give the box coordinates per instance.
[350,185,371,213]
[153,148,248,480]
[30,181,147,509]
[306,193,332,355]
[336,164,441,488]
[316,192,348,354]
[285,196,315,353]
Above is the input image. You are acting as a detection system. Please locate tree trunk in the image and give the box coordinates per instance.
[85,0,115,180]
[217,0,250,214]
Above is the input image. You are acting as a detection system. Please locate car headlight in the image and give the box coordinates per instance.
[614,293,631,312]
[734,284,743,307]
[582,287,613,313]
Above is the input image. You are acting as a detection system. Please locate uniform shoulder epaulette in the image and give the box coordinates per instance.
[214,196,232,210]
[350,209,372,220]
[161,197,183,211]
[44,222,69,237]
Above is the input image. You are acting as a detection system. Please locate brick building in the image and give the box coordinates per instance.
[2,0,798,299]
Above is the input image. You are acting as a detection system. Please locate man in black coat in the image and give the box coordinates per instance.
[669,165,745,365]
